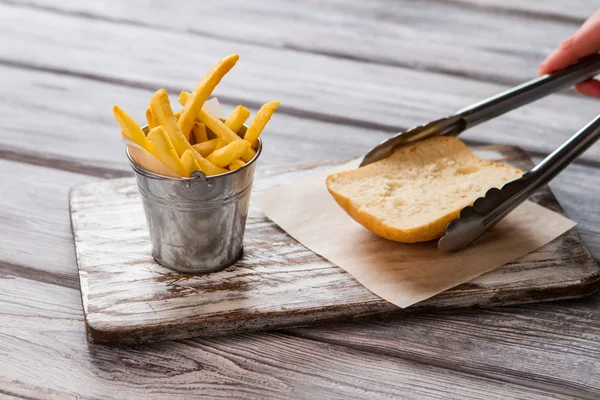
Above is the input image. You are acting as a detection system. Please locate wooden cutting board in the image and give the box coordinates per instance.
[69,145,600,344]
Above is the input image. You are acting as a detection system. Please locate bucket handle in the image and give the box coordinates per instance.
[187,171,215,192]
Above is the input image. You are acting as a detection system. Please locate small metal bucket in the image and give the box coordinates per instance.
[127,133,261,274]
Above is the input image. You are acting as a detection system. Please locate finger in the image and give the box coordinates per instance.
[579,8,600,32]
[575,79,600,98]
[540,9,600,75]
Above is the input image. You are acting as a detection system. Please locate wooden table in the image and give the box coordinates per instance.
[1,1,599,398]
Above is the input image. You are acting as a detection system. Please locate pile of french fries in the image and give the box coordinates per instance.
[113,54,279,177]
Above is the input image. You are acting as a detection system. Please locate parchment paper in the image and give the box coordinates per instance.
[254,160,576,308]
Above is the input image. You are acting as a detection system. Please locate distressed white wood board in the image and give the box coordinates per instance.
[69,146,600,344]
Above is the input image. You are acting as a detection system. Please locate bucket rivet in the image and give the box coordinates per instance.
[206,181,215,189]
[185,183,191,188]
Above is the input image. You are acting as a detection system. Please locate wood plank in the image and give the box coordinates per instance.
[1,4,600,164]
[442,0,594,22]
[286,292,600,398]
[0,158,97,286]
[543,161,600,260]
[0,276,571,400]
[3,0,584,86]
[70,145,598,344]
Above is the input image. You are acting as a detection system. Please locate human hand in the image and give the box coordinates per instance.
[540,9,600,98]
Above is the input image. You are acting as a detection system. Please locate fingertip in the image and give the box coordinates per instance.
[539,55,579,76]
[539,60,551,76]
[539,36,585,76]
[575,80,600,98]
[539,59,563,76]
[538,50,564,76]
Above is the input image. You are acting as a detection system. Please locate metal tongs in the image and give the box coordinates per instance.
[360,54,600,252]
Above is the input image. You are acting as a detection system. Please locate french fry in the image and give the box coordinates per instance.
[225,105,251,133]
[147,126,186,177]
[241,148,257,162]
[150,89,225,176]
[145,107,156,130]
[181,149,200,177]
[149,89,188,155]
[113,105,156,155]
[198,108,242,143]
[214,140,226,151]
[179,92,262,163]
[192,122,208,143]
[228,159,246,171]
[207,140,251,168]
[192,138,219,157]
[178,54,240,141]
[181,91,251,136]
[192,152,228,176]
[117,55,275,178]
[179,92,256,160]
[199,108,259,162]
[244,101,279,149]
[177,90,190,106]
[177,91,188,108]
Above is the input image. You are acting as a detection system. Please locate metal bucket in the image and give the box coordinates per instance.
[127,136,261,274]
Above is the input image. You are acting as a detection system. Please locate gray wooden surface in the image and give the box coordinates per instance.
[1,0,600,398]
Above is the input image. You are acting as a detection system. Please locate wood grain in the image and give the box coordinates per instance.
[439,0,595,22]
[286,293,600,398]
[1,3,600,164]
[542,161,600,260]
[0,158,97,284]
[2,276,577,400]
[0,0,599,397]
[70,146,598,344]
[1,0,586,86]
